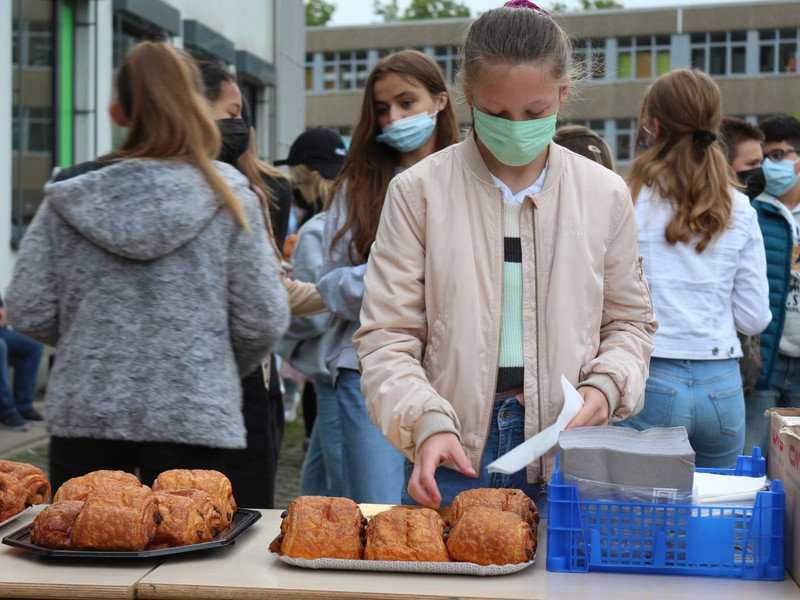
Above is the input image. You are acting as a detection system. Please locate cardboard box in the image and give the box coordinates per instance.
[768,408,800,585]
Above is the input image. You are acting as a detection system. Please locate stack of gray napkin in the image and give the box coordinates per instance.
[557,426,696,500]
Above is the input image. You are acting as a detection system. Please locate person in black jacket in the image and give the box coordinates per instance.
[197,60,324,508]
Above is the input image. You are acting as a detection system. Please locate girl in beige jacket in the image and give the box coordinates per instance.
[354,2,657,509]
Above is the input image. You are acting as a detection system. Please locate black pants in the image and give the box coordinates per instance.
[49,436,227,493]
[222,360,283,509]
[302,380,317,439]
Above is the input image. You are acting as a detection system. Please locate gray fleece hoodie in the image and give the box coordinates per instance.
[6,159,289,449]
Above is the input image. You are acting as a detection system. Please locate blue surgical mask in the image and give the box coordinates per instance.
[472,107,557,166]
[763,158,800,197]
[376,111,437,153]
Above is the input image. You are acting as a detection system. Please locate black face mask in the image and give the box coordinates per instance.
[736,166,766,199]
[217,118,250,166]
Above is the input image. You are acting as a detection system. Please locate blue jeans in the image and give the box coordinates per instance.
[745,354,800,456]
[617,358,744,468]
[0,328,44,418]
[336,368,405,504]
[299,379,344,497]
[401,395,544,509]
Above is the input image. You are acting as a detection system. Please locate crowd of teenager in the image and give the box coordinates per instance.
[2,1,798,509]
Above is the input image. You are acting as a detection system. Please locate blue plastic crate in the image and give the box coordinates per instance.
[546,448,785,580]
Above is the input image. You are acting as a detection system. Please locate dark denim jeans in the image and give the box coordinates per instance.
[401,395,544,509]
[0,327,44,418]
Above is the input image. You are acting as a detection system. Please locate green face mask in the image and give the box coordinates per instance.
[473,107,557,167]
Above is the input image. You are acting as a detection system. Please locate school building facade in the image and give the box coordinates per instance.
[1,0,305,291]
[305,0,800,163]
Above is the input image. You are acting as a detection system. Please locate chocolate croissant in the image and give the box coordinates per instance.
[446,506,535,566]
[364,507,449,562]
[270,496,365,560]
[0,460,51,506]
[447,488,538,526]
[162,488,220,538]
[70,486,160,551]
[0,472,27,522]
[30,500,84,549]
[151,492,210,548]
[152,470,235,527]
[53,470,142,502]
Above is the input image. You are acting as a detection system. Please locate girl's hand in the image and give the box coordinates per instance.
[408,432,476,508]
[566,386,610,428]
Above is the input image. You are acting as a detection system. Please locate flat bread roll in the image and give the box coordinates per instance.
[70,486,159,551]
[30,501,84,549]
[270,496,365,560]
[0,472,27,521]
[162,488,219,538]
[446,506,535,566]
[152,470,235,527]
[364,507,449,562]
[53,470,142,502]
[446,488,538,526]
[0,460,51,505]
[151,491,210,548]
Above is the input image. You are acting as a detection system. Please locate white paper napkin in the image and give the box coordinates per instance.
[692,472,767,505]
[486,375,584,475]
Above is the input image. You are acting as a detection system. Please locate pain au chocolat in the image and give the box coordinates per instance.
[30,500,84,549]
[0,472,27,522]
[364,506,449,562]
[270,496,365,559]
[446,506,535,566]
[70,486,160,551]
[53,470,142,502]
[0,460,51,506]
[446,488,539,527]
[152,469,235,528]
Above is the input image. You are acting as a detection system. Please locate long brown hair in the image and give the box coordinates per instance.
[331,50,460,262]
[628,69,732,253]
[115,42,248,228]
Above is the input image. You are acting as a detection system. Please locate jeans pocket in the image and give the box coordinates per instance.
[709,387,745,437]
[633,384,676,428]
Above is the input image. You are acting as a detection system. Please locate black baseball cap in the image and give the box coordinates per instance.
[275,127,347,180]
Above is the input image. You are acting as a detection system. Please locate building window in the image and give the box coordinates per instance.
[319,50,370,91]
[12,107,53,154]
[432,45,458,84]
[690,30,747,76]
[759,28,799,73]
[615,118,637,163]
[305,52,314,90]
[12,18,53,67]
[573,38,606,80]
[617,35,670,79]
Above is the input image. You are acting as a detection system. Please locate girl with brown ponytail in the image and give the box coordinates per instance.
[620,68,771,467]
[6,42,290,492]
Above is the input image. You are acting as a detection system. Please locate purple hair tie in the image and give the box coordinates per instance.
[503,0,550,15]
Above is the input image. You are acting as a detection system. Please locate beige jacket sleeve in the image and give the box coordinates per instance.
[283,271,326,317]
[354,178,460,461]
[578,190,658,421]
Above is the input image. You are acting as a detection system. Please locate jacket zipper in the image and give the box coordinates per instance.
[484,190,504,470]
[532,200,545,478]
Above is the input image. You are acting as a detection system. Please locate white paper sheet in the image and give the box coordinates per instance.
[692,472,767,505]
[486,375,584,475]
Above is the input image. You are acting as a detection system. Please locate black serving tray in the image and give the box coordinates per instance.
[1,507,260,558]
